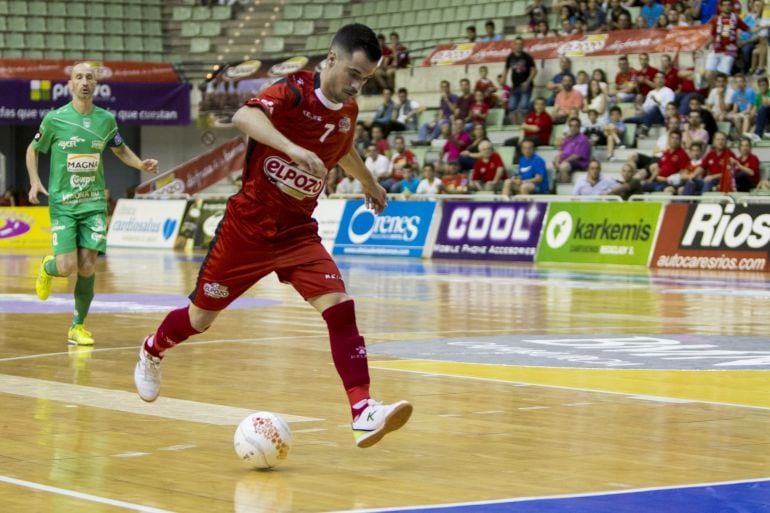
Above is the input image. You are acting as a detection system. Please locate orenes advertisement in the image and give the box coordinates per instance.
[333,200,437,258]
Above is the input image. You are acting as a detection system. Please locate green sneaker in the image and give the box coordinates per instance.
[352,399,412,448]
[35,255,55,301]
[67,324,95,346]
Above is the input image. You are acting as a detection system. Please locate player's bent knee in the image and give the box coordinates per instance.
[308,292,350,314]
[188,303,219,332]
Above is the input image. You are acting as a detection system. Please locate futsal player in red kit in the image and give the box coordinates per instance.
[134,24,412,448]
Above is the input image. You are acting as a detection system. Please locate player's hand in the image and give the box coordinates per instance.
[362,182,388,214]
[286,144,327,179]
[28,181,48,205]
[141,159,159,174]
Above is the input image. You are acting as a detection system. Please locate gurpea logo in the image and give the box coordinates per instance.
[347,203,420,244]
[162,219,177,240]
[545,211,573,249]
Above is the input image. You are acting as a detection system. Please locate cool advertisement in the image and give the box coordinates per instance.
[432,201,546,261]
[333,200,437,258]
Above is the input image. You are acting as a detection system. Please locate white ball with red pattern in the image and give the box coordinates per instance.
[234,412,292,469]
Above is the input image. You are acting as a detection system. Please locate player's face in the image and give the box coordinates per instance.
[326,49,377,103]
[68,64,97,101]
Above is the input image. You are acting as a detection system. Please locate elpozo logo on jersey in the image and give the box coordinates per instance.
[67,153,100,172]
[333,200,437,257]
[263,156,324,200]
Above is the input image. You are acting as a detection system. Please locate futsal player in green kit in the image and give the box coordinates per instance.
[26,62,158,346]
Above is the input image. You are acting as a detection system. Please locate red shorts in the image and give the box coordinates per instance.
[189,214,346,311]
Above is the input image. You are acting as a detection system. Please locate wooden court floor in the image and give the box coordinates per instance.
[0,248,769,513]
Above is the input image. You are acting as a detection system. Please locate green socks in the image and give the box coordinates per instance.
[44,257,61,277]
[73,274,95,326]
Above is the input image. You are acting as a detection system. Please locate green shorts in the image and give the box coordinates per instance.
[50,209,108,255]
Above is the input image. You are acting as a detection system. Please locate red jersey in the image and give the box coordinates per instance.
[468,101,489,124]
[475,78,495,95]
[711,14,749,56]
[637,66,658,96]
[664,67,682,92]
[658,147,690,178]
[703,148,737,192]
[236,70,356,238]
[737,153,760,187]
[615,68,638,92]
[390,149,418,180]
[472,153,504,182]
[524,111,553,146]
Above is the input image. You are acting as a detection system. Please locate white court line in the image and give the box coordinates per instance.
[0,326,654,364]
[367,363,770,411]
[0,475,176,513]
[321,476,770,513]
[0,374,320,425]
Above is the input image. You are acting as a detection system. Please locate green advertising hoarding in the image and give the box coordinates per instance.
[537,202,662,266]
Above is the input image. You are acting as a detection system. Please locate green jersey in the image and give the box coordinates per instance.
[31,102,123,214]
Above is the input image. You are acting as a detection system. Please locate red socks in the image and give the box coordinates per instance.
[144,306,201,358]
[322,300,371,417]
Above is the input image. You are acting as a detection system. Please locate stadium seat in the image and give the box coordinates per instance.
[273,20,294,36]
[70,2,85,17]
[173,6,192,21]
[284,5,303,19]
[410,146,429,166]
[416,10,429,24]
[28,17,45,33]
[497,146,515,168]
[105,20,124,34]
[201,21,221,37]
[0,1,7,15]
[8,16,26,32]
[92,19,106,34]
[8,0,26,15]
[211,6,230,20]
[28,0,46,15]
[294,21,315,36]
[146,38,164,54]
[623,123,637,148]
[70,18,86,34]
[262,36,285,53]
[305,5,324,19]
[125,36,144,52]
[350,4,364,17]
[70,34,85,51]
[27,33,45,50]
[487,109,505,128]
[126,5,143,19]
[91,3,105,18]
[85,34,105,50]
[48,2,65,17]
[181,22,201,37]
[190,38,211,53]
[322,5,342,18]
[0,17,4,31]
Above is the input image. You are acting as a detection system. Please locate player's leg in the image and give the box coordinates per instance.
[67,247,98,346]
[135,216,271,402]
[35,213,78,300]
[280,242,412,448]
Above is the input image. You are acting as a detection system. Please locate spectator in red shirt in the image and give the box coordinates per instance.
[442,160,470,194]
[505,97,553,163]
[466,90,490,128]
[645,129,689,192]
[388,135,419,192]
[370,125,391,159]
[614,55,639,103]
[636,53,658,99]
[471,141,506,192]
[474,65,498,107]
[373,33,394,92]
[733,137,761,191]
[705,0,758,85]
[389,32,410,68]
[700,131,737,193]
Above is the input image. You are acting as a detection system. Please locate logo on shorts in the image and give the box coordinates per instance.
[203,282,230,299]
[67,153,100,172]
[263,156,325,200]
[338,116,351,133]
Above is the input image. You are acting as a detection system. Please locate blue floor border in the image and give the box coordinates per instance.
[328,478,770,513]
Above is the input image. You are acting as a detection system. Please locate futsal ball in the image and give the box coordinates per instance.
[234,412,292,469]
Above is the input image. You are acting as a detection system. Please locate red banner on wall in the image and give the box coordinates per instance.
[135,137,248,196]
[0,59,179,82]
[421,26,711,66]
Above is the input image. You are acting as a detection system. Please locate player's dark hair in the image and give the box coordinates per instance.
[332,24,382,63]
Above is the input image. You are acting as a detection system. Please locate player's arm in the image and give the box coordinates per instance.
[232,106,327,178]
[111,143,159,174]
[338,147,388,214]
[25,143,48,205]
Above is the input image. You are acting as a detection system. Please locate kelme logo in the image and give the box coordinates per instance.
[546,211,573,249]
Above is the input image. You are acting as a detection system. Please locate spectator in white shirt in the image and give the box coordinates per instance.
[572,159,619,195]
[364,144,392,183]
[416,163,445,196]
[623,71,675,137]
[336,172,363,194]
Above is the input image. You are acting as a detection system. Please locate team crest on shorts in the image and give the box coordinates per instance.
[338,117,351,133]
[203,282,230,299]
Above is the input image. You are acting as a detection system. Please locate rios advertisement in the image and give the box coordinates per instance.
[333,200,437,257]
[432,202,546,261]
[537,202,661,266]
[651,203,770,272]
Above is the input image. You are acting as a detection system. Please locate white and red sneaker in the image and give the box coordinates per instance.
[352,399,413,448]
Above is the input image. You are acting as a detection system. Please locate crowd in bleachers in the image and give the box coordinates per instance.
[325,0,770,199]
